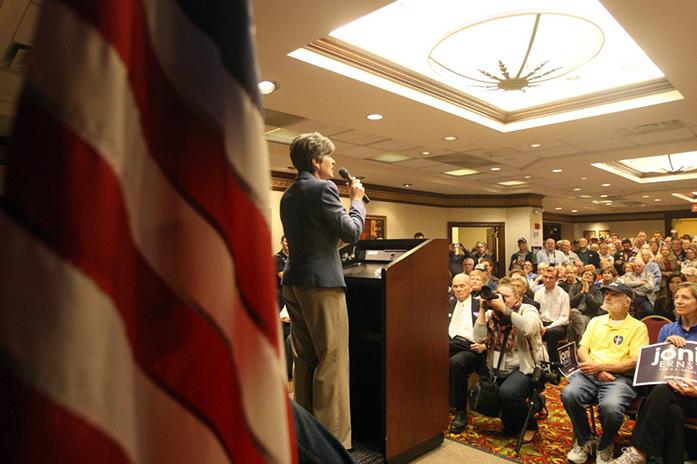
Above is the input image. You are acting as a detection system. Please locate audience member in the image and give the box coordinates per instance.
[463,257,475,275]
[474,282,548,442]
[657,244,679,279]
[623,259,656,319]
[672,237,686,262]
[577,238,601,268]
[479,258,499,289]
[614,239,636,275]
[449,242,468,278]
[413,232,425,239]
[559,264,579,294]
[568,270,605,340]
[598,266,618,288]
[562,282,649,464]
[598,242,615,266]
[653,273,685,321]
[611,282,697,464]
[275,235,290,309]
[648,239,660,258]
[534,267,571,364]
[682,244,697,271]
[524,261,537,281]
[683,266,697,284]
[472,241,495,268]
[470,269,488,298]
[505,275,540,309]
[561,239,580,264]
[633,231,648,252]
[448,274,486,434]
[537,238,569,266]
[510,238,536,271]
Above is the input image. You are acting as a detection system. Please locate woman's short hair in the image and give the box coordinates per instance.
[601,266,618,277]
[289,132,335,173]
[674,282,697,301]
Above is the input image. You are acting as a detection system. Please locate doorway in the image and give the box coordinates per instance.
[448,222,506,277]
[672,218,697,238]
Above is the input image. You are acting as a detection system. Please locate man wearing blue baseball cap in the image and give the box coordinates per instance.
[561,282,649,464]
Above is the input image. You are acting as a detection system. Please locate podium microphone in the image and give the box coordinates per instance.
[338,167,370,204]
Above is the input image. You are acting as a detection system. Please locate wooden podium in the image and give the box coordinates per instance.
[343,239,448,463]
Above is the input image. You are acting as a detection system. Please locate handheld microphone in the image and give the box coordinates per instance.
[338,167,370,204]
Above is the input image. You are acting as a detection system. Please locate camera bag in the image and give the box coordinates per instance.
[468,327,511,418]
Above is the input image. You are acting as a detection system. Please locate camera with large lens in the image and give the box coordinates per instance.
[478,285,497,300]
[530,361,561,387]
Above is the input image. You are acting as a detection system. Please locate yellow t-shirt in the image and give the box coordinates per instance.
[580,314,649,365]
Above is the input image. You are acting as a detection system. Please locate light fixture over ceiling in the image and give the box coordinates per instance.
[290,0,682,132]
[593,151,697,183]
[258,80,278,95]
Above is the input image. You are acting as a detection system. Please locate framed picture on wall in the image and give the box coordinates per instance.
[598,230,611,239]
[361,215,386,240]
[583,230,597,240]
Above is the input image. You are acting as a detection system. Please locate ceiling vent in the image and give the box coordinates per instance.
[264,109,306,128]
[616,120,685,136]
[430,152,493,168]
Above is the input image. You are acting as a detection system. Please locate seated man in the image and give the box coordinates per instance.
[561,282,649,464]
[534,267,571,363]
[448,273,486,434]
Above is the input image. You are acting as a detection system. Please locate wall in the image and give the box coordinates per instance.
[572,220,664,240]
[269,190,537,259]
[673,218,697,238]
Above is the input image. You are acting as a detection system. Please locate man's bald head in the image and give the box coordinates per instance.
[452,273,472,302]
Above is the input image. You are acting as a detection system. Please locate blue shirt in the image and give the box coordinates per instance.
[658,318,697,343]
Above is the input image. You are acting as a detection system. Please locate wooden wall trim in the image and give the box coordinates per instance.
[544,209,696,224]
[271,171,544,209]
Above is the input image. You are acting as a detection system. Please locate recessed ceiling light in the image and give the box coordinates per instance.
[529,143,543,148]
[403,183,412,187]
[444,168,479,176]
[443,135,457,141]
[580,177,588,180]
[497,180,527,186]
[552,169,563,173]
[555,207,562,210]
[654,198,662,202]
[366,113,384,120]
[490,167,501,171]
[524,175,531,179]
[571,209,579,213]
[579,194,591,198]
[642,195,650,198]
[602,183,611,187]
[421,151,431,156]
[600,194,608,198]
[258,80,278,95]
[573,187,582,191]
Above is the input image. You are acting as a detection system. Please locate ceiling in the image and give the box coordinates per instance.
[1,0,697,216]
[253,0,697,215]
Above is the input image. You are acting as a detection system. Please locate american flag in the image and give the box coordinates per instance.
[0,0,295,462]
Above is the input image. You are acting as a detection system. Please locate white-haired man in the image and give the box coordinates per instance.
[448,273,486,434]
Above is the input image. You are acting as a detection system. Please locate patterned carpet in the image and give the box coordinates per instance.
[447,381,635,463]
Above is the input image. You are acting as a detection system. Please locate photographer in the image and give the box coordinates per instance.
[473,283,548,442]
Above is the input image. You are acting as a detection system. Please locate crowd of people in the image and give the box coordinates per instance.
[448,231,697,464]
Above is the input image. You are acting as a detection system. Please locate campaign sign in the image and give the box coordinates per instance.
[558,341,580,378]
[634,341,697,386]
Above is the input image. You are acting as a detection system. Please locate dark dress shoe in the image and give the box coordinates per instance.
[449,410,468,434]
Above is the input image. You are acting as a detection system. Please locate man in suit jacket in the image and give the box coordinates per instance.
[448,273,487,434]
[281,132,366,449]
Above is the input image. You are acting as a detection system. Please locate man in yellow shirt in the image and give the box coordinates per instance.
[561,282,649,464]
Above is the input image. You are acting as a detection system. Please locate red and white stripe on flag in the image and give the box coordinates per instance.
[0,0,295,463]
